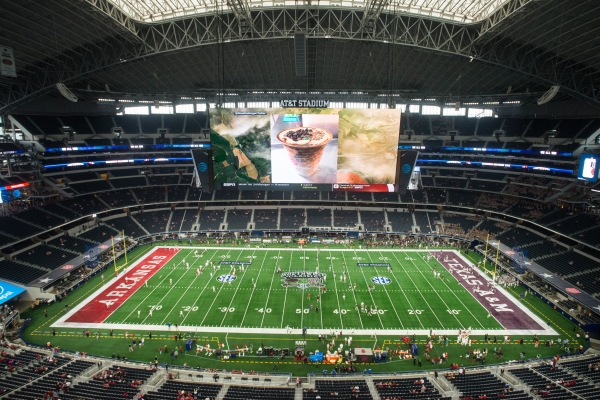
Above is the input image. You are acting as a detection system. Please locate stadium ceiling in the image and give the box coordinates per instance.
[1,0,600,112]
[102,0,513,24]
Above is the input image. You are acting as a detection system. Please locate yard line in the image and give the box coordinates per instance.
[257,250,278,328]
[379,252,425,329]
[365,251,404,329]
[120,249,192,323]
[239,250,269,327]
[329,251,345,329]
[181,249,225,325]
[340,251,383,328]
[219,249,256,326]
[198,249,237,326]
[156,251,205,324]
[389,251,446,328]
[279,250,294,328]
[301,249,305,328]
[316,251,323,329]
[337,252,363,329]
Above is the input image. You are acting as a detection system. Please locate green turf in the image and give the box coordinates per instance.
[102,247,503,331]
[20,241,586,375]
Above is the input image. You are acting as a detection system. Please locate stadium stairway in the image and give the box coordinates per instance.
[130,212,151,236]
[364,379,382,400]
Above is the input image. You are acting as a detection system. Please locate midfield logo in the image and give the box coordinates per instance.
[217,274,237,283]
[281,271,326,289]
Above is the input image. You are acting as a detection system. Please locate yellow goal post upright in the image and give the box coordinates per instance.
[112,235,118,277]
[122,230,128,267]
[482,234,490,273]
[493,240,501,282]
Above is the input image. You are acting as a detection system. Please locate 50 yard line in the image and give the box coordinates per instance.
[279,250,294,329]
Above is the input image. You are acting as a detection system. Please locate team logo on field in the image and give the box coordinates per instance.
[281,272,326,289]
[371,276,391,285]
[217,274,237,283]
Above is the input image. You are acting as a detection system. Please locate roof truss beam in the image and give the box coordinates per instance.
[2,7,599,113]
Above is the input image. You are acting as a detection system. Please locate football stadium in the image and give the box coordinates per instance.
[1,0,600,399]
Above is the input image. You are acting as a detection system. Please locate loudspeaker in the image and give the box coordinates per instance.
[294,32,306,76]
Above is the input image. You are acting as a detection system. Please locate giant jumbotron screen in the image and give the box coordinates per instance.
[209,107,402,192]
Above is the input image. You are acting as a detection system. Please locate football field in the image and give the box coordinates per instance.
[55,246,553,336]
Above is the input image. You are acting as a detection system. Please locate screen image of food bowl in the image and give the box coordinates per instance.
[271,113,339,183]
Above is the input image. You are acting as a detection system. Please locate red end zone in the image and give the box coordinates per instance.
[66,248,178,323]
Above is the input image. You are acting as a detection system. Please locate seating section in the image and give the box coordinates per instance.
[304,379,373,399]
[12,208,66,230]
[449,372,531,400]
[70,179,112,195]
[198,210,225,230]
[133,210,172,234]
[240,191,266,200]
[448,190,479,206]
[496,228,543,249]
[224,385,295,399]
[509,367,576,400]
[387,211,413,233]
[254,209,278,229]
[40,203,80,221]
[97,189,138,208]
[425,188,446,204]
[294,191,320,201]
[0,216,43,239]
[57,365,157,400]
[0,259,47,284]
[414,212,434,233]
[0,233,18,248]
[179,209,198,231]
[535,251,600,275]
[77,225,119,243]
[361,211,386,231]
[375,377,447,400]
[167,186,188,202]
[349,192,376,202]
[551,214,600,235]
[107,215,144,238]
[214,190,240,201]
[333,210,358,228]
[227,209,252,230]
[0,351,72,397]
[59,195,108,217]
[169,209,187,232]
[5,359,96,400]
[280,208,305,230]
[306,209,332,227]
[111,176,147,189]
[533,364,599,400]
[14,245,78,270]
[133,187,166,204]
[561,358,600,385]
[443,214,481,237]
[47,235,94,254]
[144,381,221,400]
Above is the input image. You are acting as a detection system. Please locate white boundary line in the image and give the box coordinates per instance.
[51,247,559,336]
